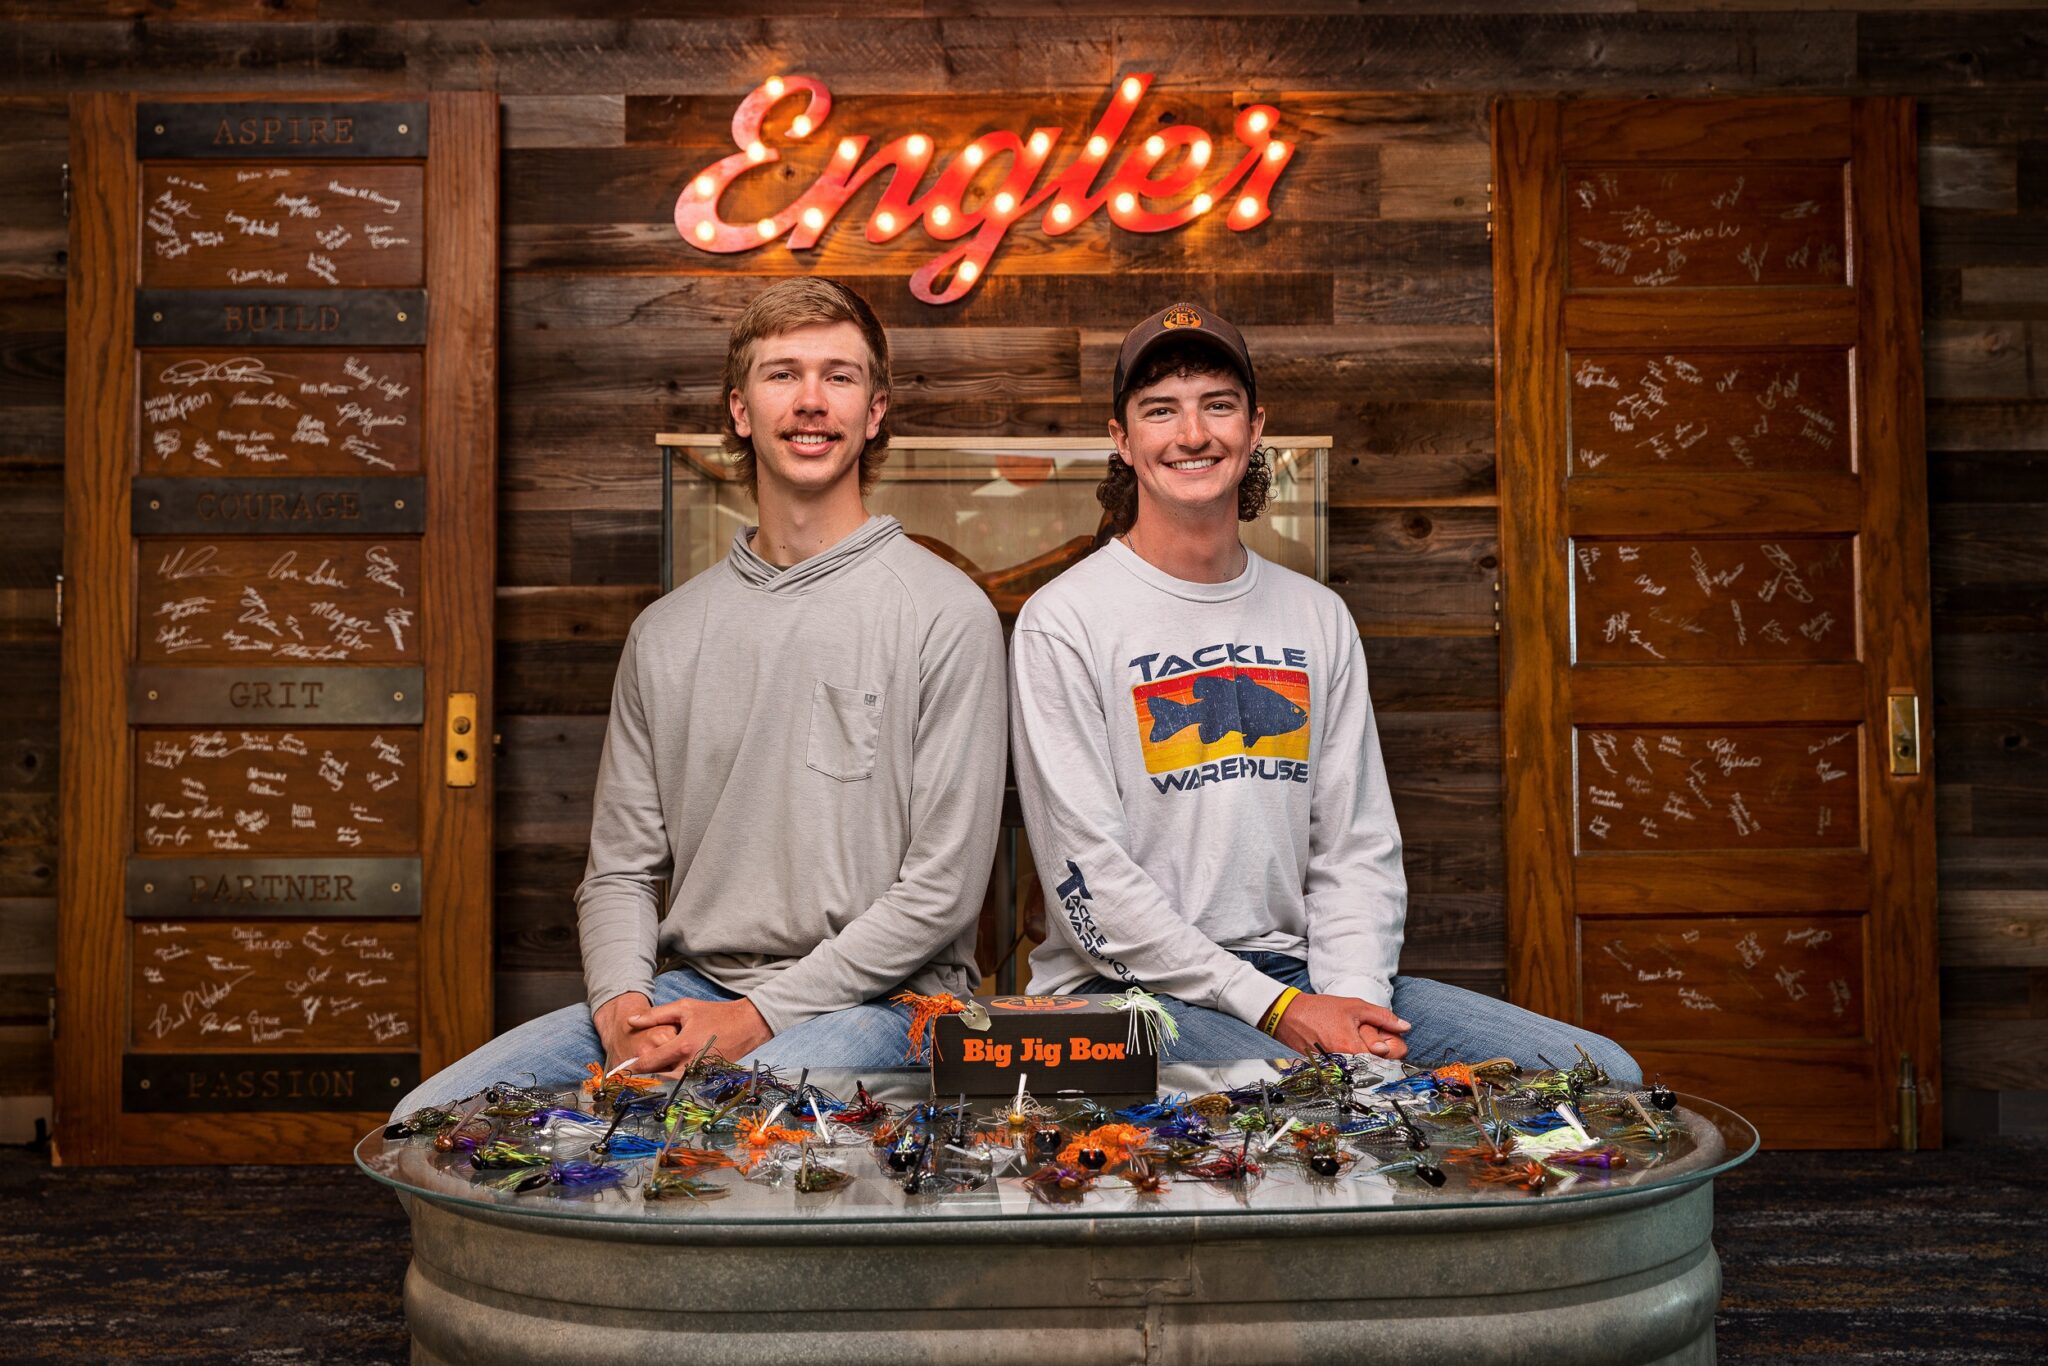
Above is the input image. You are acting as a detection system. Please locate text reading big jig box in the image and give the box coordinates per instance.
[930,995,1158,1096]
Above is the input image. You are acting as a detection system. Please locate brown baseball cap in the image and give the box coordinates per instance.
[1112,302,1257,412]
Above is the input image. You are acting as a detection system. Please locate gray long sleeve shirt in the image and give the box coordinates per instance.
[575,515,1008,1034]
[1013,541,1407,1026]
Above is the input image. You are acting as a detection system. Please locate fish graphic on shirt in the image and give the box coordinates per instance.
[1147,672,1308,748]
[1130,664,1313,775]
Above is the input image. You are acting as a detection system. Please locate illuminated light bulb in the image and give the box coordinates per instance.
[1114,191,1136,214]
[958,260,980,284]
[790,114,812,138]
[1029,131,1051,157]
[765,77,785,98]
[1087,135,1109,158]
[1235,195,1258,219]
[693,220,715,243]
[1193,193,1214,214]
[1120,76,1143,102]
[1247,110,1271,134]
[907,134,931,157]
[1145,134,1166,157]
[837,137,858,161]
[964,144,985,168]
[993,191,1016,214]
[801,206,825,232]
[876,211,897,233]
[757,217,777,238]
[1051,202,1074,225]
[1265,140,1286,162]
[745,140,767,162]
[693,174,714,197]
[931,203,953,228]
[1191,139,1213,167]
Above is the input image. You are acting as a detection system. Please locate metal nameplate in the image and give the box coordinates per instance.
[130,665,425,725]
[127,858,422,919]
[125,1052,419,1113]
[139,102,428,160]
[138,289,427,347]
[133,477,424,536]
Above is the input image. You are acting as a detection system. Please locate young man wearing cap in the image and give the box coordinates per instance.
[1009,303,1640,1080]
[393,278,1007,1114]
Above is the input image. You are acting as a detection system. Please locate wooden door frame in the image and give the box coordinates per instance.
[416,91,499,1092]
[1493,97,1574,1033]
[1850,95,1941,1149]
[55,90,137,1167]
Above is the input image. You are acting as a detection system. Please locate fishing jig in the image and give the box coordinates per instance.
[645,1172,730,1201]
[1106,986,1179,1057]
[891,991,973,1062]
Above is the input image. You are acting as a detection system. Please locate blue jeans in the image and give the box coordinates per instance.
[1072,951,1643,1087]
[390,966,919,1118]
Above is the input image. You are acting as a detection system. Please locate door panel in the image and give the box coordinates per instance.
[1495,97,1939,1148]
[58,93,497,1164]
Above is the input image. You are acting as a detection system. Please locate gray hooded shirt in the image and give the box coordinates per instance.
[575,515,1007,1033]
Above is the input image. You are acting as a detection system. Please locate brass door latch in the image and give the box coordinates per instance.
[447,692,479,788]
[1887,692,1921,777]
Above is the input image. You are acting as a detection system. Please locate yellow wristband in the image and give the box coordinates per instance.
[1258,987,1301,1036]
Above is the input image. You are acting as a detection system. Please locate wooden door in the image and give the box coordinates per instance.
[1494,98,1939,1148]
[56,93,497,1163]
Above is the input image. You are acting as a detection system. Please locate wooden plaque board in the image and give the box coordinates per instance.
[58,93,497,1163]
[1494,98,1939,1148]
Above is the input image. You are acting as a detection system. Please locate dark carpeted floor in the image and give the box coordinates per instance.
[1711,1141,2048,1362]
[2,1140,2044,1362]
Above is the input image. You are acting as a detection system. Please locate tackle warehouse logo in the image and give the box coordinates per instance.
[1054,860,1132,982]
[1130,664,1311,778]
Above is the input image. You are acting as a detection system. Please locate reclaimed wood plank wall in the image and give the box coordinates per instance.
[1,4,2043,1139]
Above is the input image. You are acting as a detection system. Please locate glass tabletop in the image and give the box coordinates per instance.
[356,1060,1757,1228]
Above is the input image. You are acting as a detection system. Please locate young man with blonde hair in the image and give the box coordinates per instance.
[395,278,1006,1111]
[1011,302,1640,1082]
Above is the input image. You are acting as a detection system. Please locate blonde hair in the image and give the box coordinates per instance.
[721,278,893,496]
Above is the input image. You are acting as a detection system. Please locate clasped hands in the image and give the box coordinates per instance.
[593,991,772,1075]
[1272,991,1411,1061]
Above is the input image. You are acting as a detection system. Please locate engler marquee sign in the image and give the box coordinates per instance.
[675,74,1296,304]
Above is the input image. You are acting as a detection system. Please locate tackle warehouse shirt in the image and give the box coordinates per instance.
[1011,539,1407,1027]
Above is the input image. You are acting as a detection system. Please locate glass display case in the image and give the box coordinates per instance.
[359,1067,1758,1223]
[659,435,1330,609]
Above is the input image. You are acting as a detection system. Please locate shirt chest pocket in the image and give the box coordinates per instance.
[806,681,884,782]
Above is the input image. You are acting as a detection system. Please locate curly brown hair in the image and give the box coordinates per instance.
[1098,340,1270,537]
[721,278,892,498]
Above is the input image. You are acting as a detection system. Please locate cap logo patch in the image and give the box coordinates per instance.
[1161,305,1203,330]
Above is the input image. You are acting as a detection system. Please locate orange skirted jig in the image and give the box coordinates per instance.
[1431,1057,1518,1092]
[892,991,969,1062]
[736,1115,814,1149]
[658,1145,736,1171]
[581,1060,664,1104]
[1470,1160,1550,1190]
[1056,1122,1149,1170]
